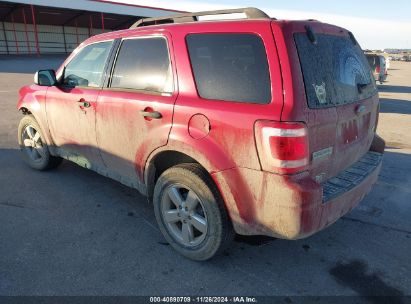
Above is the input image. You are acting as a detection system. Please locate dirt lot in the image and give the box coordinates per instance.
[0,56,410,297]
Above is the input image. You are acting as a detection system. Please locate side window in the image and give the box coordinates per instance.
[110,37,173,94]
[186,34,271,104]
[64,41,113,88]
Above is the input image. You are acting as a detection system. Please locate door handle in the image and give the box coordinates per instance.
[77,98,91,108]
[140,110,162,119]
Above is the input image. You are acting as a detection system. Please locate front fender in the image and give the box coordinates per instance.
[17,85,53,147]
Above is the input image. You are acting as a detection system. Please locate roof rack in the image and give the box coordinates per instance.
[130,7,271,28]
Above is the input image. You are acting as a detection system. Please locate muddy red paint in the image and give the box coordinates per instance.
[17,12,384,242]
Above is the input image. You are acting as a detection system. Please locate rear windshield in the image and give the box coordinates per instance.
[294,33,377,108]
[186,34,271,104]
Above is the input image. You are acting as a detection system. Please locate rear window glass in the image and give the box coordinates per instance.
[186,34,271,104]
[294,33,377,108]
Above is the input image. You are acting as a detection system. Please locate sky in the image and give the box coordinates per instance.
[107,0,411,50]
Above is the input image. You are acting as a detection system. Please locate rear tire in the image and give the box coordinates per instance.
[153,163,234,261]
[18,115,62,170]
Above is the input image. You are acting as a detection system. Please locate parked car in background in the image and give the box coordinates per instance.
[17,7,385,260]
[366,54,388,84]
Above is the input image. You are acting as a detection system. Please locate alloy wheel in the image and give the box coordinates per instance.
[21,125,46,161]
[161,185,208,247]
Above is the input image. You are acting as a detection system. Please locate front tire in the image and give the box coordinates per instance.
[18,115,62,170]
[153,163,233,261]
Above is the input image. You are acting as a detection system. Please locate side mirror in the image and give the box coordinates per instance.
[34,69,57,86]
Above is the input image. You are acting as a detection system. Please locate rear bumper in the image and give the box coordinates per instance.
[374,72,387,82]
[212,147,383,239]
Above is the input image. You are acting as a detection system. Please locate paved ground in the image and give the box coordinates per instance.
[0,56,410,297]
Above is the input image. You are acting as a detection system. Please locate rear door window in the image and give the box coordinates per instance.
[294,33,377,108]
[110,37,173,94]
[186,34,271,104]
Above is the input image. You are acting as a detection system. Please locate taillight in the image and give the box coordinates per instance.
[255,121,309,174]
[375,66,380,74]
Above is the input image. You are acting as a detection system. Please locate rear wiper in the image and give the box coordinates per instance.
[357,82,371,93]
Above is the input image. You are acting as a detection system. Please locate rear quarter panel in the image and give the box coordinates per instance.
[164,20,284,173]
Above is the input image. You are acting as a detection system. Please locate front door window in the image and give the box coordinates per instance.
[64,41,113,88]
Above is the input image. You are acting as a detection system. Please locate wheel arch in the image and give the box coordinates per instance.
[143,126,237,201]
[145,149,205,202]
[19,106,32,115]
[17,98,54,148]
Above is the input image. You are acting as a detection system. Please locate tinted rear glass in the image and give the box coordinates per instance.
[294,33,377,108]
[186,34,271,104]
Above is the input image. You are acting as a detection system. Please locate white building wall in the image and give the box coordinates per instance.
[8,0,175,18]
[0,23,6,54]
[0,22,107,54]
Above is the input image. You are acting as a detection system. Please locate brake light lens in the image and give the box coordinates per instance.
[255,121,309,174]
[375,66,380,74]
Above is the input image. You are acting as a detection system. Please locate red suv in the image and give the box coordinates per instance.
[17,8,385,260]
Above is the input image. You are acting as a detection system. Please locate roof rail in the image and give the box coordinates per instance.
[130,7,271,28]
